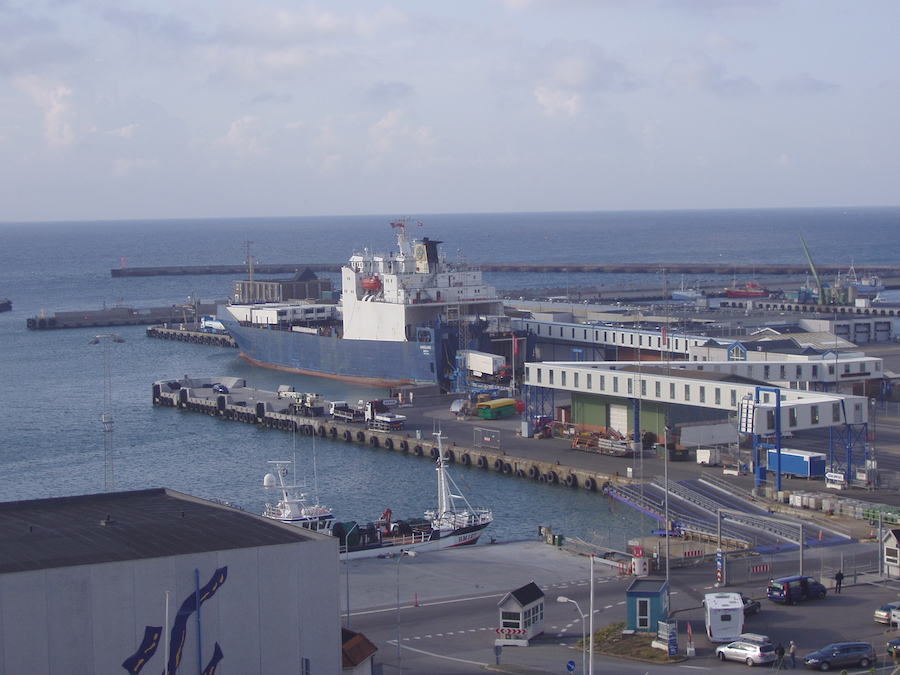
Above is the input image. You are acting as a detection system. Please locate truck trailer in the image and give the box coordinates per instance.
[365,400,406,431]
[766,448,827,479]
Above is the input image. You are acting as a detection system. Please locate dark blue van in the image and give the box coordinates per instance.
[766,575,827,604]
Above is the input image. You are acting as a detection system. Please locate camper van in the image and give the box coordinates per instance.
[704,592,745,643]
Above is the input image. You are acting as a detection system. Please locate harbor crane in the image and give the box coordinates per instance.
[799,233,827,304]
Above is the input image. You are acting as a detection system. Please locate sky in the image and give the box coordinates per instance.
[1,0,898,222]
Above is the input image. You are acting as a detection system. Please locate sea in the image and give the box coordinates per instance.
[1,206,898,547]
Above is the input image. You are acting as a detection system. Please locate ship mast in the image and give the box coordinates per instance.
[391,217,415,257]
[434,432,453,518]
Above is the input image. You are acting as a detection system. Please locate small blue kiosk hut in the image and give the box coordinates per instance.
[625,578,669,633]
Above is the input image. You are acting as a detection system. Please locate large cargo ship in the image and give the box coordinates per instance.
[218,219,525,389]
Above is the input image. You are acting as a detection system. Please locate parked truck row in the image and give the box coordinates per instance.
[276,387,407,430]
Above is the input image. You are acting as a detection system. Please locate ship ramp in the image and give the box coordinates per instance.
[606,472,851,554]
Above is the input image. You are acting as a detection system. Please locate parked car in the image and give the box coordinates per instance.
[212,383,229,394]
[887,637,900,658]
[741,593,761,616]
[766,575,827,604]
[803,642,876,671]
[716,636,777,667]
[874,601,900,624]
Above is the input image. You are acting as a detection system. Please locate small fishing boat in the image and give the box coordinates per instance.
[671,276,704,301]
[837,266,884,296]
[263,434,493,558]
[263,460,335,532]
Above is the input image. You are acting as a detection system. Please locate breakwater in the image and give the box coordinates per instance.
[26,303,221,330]
[114,263,900,277]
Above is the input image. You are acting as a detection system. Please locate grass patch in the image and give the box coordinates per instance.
[581,621,685,663]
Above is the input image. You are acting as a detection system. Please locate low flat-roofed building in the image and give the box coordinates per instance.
[0,488,340,674]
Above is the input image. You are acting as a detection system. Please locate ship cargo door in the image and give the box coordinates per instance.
[609,404,629,438]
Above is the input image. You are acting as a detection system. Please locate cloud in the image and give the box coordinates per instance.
[505,38,639,115]
[214,115,269,160]
[367,109,434,154]
[15,76,77,148]
[533,86,581,116]
[775,153,792,169]
[662,54,757,98]
[774,73,840,96]
[106,124,138,139]
[113,156,158,176]
[699,30,753,52]
[662,0,777,20]
[250,91,293,105]
[364,80,415,105]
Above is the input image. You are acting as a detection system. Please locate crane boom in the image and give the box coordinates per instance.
[799,233,825,304]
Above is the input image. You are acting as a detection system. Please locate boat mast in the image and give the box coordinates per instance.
[433,432,453,517]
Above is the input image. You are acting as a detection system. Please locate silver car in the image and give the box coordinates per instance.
[874,601,900,624]
[716,639,777,666]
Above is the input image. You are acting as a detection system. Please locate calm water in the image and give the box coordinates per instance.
[1,207,897,544]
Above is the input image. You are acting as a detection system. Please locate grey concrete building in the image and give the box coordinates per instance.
[0,488,340,674]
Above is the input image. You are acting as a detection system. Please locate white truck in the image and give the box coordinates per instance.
[288,393,326,417]
[199,316,228,334]
[365,400,406,431]
[460,350,511,384]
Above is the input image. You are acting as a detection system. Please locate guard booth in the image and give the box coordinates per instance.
[625,578,669,633]
[883,529,900,578]
[496,581,545,646]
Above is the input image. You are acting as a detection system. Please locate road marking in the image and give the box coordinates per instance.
[350,591,506,617]
[387,641,488,666]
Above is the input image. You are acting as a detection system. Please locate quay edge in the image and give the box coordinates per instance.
[151,377,626,495]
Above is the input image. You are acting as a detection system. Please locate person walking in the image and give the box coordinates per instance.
[834,570,844,593]
[775,642,785,668]
[789,640,797,668]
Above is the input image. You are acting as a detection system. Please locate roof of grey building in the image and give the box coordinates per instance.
[0,488,322,574]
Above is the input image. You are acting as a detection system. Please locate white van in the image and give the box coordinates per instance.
[704,592,745,643]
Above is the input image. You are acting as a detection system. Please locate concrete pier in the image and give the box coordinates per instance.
[146,324,237,347]
[151,377,626,497]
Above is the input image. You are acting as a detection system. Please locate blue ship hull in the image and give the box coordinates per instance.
[220,315,442,387]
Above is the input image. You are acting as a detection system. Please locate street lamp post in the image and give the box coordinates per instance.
[396,550,417,672]
[589,554,595,675]
[556,596,586,675]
